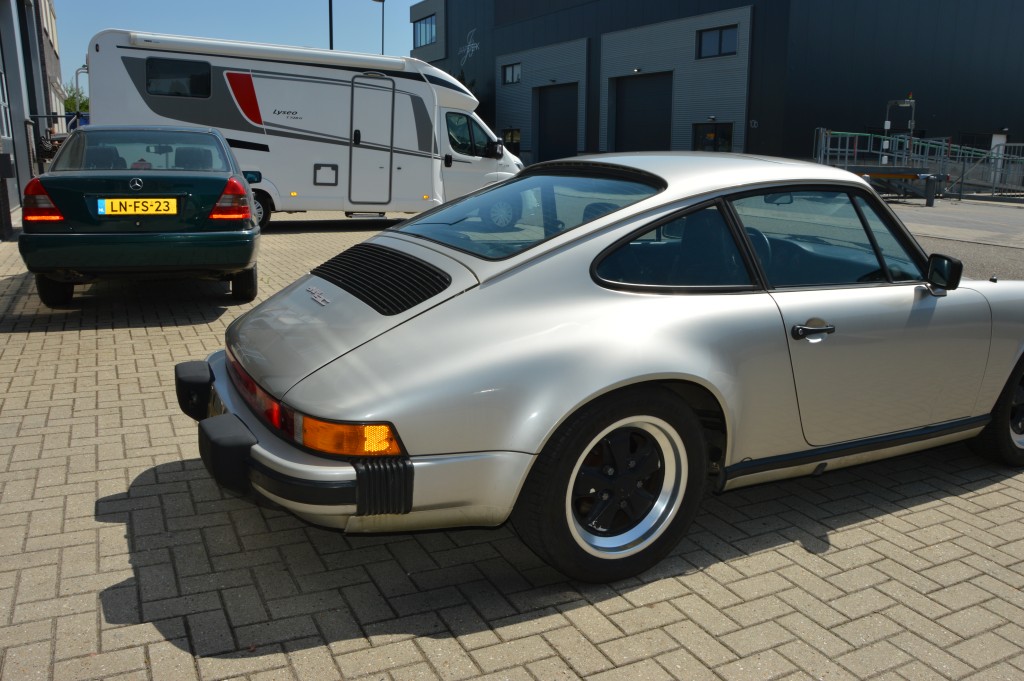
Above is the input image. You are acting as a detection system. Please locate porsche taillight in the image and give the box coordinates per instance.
[208,177,251,221]
[225,348,402,457]
[22,178,64,222]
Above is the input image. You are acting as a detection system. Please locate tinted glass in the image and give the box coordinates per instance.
[730,190,890,287]
[145,58,211,98]
[720,26,738,54]
[854,196,923,281]
[596,205,753,286]
[699,29,719,58]
[398,172,662,260]
[446,112,473,156]
[413,15,436,48]
[51,130,231,172]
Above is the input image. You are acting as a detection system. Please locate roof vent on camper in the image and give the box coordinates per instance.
[311,243,452,316]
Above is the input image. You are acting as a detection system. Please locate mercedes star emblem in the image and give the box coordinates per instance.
[129,178,143,191]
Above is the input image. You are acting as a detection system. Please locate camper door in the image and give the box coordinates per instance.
[349,75,395,204]
[440,110,502,201]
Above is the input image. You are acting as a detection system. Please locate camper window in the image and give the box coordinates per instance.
[446,112,492,158]
[146,58,212,98]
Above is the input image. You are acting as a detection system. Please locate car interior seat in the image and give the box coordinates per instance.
[174,146,212,170]
[674,209,746,285]
[84,146,122,169]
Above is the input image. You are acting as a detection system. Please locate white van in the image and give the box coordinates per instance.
[87,30,522,226]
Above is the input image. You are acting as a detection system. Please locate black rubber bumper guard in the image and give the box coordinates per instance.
[174,360,413,514]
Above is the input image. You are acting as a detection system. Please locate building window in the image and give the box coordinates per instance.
[146,58,211,98]
[693,123,733,152]
[414,15,436,48]
[697,25,738,59]
[502,63,521,85]
[502,128,521,156]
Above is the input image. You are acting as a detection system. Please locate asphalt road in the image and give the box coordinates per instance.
[891,199,1024,281]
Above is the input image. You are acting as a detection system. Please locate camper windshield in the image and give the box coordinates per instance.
[397,172,662,260]
[51,129,232,172]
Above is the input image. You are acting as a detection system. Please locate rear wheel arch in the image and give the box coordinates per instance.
[536,379,729,471]
[511,380,725,581]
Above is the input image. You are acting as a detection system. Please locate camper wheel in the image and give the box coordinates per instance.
[253,191,272,228]
[486,197,521,229]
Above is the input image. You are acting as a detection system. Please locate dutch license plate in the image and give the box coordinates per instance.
[98,197,178,215]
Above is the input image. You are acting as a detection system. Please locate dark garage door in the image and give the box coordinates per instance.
[537,83,578,162]
[614,72,672,151]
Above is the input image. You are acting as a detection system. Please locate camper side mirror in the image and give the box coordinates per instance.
[243,171,262,184]
[484,140,504,159]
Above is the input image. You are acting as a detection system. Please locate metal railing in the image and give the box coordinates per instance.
[814,128,1024,196]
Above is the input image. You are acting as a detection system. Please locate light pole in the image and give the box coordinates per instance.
[328,0,334,49]
[372,0,385,54]
[73,65,87,105]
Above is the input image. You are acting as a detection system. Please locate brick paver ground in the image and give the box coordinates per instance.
[2,211,1024,680]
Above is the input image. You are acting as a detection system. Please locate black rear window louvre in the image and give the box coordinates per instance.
[311,243,452,316]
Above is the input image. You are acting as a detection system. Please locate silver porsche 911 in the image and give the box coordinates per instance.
[175,152,1024,582]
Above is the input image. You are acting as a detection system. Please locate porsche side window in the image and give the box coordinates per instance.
[730,190,892,288]
[596,206,753,286]
[854,196,924,281]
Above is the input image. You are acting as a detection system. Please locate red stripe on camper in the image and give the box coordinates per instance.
[226,72,263,126]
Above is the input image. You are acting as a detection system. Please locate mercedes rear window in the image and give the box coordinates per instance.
[51,130,231,172]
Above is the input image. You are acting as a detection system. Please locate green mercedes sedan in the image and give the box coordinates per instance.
[19,125,261,308]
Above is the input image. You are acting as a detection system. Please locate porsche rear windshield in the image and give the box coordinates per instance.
[397,170,664,260]
[51,129,231,172]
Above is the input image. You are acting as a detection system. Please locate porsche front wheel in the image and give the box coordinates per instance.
[974,356,1024,467]
[513,388,707,582]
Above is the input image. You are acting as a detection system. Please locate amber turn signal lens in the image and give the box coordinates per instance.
[299,417,402,456]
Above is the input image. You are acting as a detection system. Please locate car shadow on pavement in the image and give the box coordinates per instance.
[0,271,237,332]
[94,441,1019,660]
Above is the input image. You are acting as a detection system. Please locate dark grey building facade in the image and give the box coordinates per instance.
[410,0,1024,164]
[1,0,64,237]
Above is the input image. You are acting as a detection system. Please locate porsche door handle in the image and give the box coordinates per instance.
[791,323,836,340]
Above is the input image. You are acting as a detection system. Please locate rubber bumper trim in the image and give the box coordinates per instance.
[198,413,256,494]
[250,459,358,506]
[175,361,213,421]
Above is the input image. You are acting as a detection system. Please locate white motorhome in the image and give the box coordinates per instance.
[87,30,522,226]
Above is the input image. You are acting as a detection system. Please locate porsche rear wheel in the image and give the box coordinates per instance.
[974,356,1024,467]
[513,388,706,582]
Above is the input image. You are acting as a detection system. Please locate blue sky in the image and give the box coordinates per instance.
[54,0,417,94]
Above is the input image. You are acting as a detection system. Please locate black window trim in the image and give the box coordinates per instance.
[145,56,212,99]
[502,62,521,85]
[413,14,437,48]
[697,24,738,60]
[723,183,930,291]
[591,198,763,295]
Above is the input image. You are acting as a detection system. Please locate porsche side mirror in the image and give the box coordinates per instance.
[926,253,963,296]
